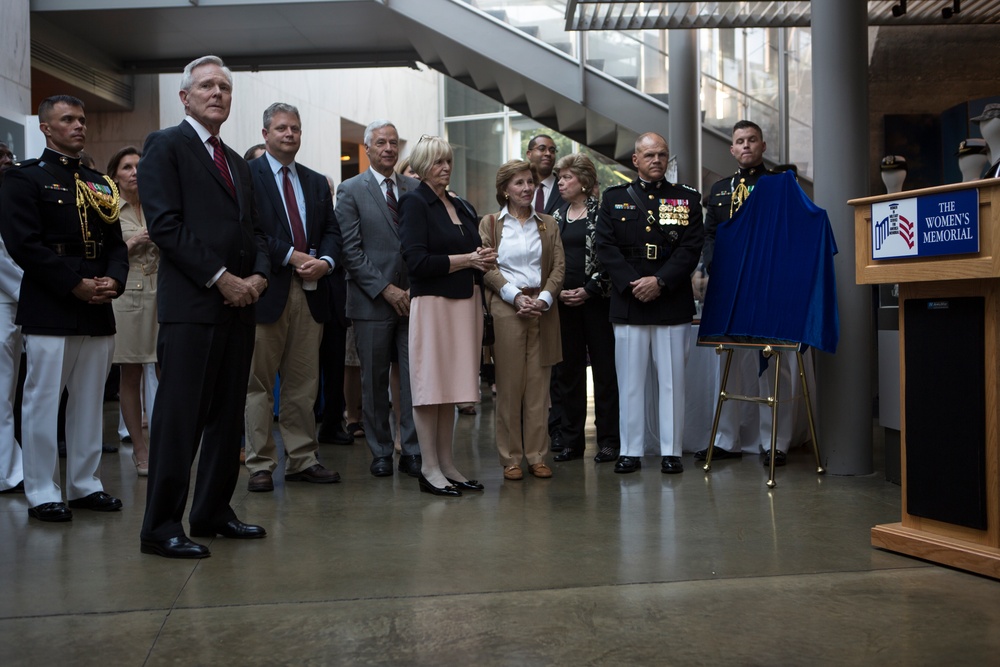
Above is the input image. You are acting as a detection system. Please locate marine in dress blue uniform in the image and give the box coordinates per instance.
[595,132,704,474]
[0,95,128,521]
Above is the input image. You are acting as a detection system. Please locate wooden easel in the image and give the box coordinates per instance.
[700,337,825,488]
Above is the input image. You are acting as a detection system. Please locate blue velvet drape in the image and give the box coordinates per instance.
[698,171,840,354]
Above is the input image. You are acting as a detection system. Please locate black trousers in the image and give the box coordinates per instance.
[318,319,347,428]
[556,296,620,451]
[141,318,254,541]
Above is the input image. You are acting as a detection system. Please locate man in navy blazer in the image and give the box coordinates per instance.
[244,103,342,492]
[138,56,270,559]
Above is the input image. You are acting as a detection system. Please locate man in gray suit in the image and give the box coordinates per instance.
[336,120,421,477]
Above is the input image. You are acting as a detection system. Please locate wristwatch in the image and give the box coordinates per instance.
[655,276,665,288]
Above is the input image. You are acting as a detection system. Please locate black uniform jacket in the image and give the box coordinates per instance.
[702,164,775,271]
[596,178,704,326]
[0,148,128,335]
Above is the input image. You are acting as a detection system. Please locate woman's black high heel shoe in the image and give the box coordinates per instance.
[447,478,484,491]
[418,474,462,497]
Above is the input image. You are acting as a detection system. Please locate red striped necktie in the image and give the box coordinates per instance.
[385,178,399,225]
[208,136,236,198]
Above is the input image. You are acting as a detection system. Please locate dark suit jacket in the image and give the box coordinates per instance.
[398,182,482,299]
[542,179,565,216]
[139,120,269,324]
[249,155,341,324]
[0,148,128,335]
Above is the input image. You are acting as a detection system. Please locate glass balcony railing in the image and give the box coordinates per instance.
[459,0,813,178]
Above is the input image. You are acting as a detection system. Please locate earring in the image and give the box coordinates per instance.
[504,193,509,200]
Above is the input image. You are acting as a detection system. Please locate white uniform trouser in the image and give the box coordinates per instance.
[712,348,761,454]
[117,363,158,440]
[0,302,22,491]
[714,347,815,454]
[22,334,114,506]
[615,323,689,458]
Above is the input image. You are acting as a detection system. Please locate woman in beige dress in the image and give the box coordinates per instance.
[480,160,565,481]
[107,147,159,476]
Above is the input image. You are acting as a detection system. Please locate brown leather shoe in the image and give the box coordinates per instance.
[503,465,523,480]
[247,470,274,492]
[285,463,341,483]
[529,463,553,478]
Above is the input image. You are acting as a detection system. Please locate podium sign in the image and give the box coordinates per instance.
[872,188,979,260]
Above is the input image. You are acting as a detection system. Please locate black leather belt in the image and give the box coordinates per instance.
[623,244,669,261]
[49,241,103,259]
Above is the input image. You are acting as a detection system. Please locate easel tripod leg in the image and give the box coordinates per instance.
[704,347,733,472]
[797,350,825,475]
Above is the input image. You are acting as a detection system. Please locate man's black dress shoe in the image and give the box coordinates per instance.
[661,456,684,474]
[28,502,72,522]
[68,491,122,511]
[418,474,461,497]
[762,449,787,467]
[694,446,742,462]
[0,481,24,494]
[190,519,266,539]
[554,447,582,462]
[317,422,354,445]
[370,456,394,477]
[140,536,211,559]
[549,433,565,452]
[447,478,484,491]
[594,446,620,463]
[398,454,422,477]
[102,442,119,453]
[614,456,642,474]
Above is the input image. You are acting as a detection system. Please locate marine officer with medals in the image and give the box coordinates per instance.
[0,95,128,522]
[596,132,704,475]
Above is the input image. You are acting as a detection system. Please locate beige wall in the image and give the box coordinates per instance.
[0,0,32,156]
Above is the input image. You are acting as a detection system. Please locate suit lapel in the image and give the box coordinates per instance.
[364,171,397,237]
[256,159,292,240]
[181,122,237,203]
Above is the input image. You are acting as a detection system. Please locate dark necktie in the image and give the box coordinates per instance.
[534,183,545,213]
[207,136,235,199]
[385,178,399,225]
[281,166,307,252]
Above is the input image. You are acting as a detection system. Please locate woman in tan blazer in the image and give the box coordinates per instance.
[480,159,565,480]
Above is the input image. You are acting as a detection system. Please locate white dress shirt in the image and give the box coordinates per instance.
[496,206,553,309]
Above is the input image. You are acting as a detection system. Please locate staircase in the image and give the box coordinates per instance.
[385,0,734,172]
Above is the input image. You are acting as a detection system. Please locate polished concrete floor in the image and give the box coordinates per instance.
[2,393,1000,666]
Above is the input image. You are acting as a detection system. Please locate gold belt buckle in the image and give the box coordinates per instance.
[84,241,97,259]
[645,243,658,260]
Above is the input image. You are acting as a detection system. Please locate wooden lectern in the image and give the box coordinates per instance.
[851,179,1000,579]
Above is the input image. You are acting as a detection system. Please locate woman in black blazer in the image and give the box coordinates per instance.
[398,136,497,496]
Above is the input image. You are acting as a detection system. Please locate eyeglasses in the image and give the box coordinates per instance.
[532,146,557,155]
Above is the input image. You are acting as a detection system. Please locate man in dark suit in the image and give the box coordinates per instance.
[336,120,422,478]
[0,95,128,521]
[243,103,342,492]
[138,56,270,559]
[596,132,704,475]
